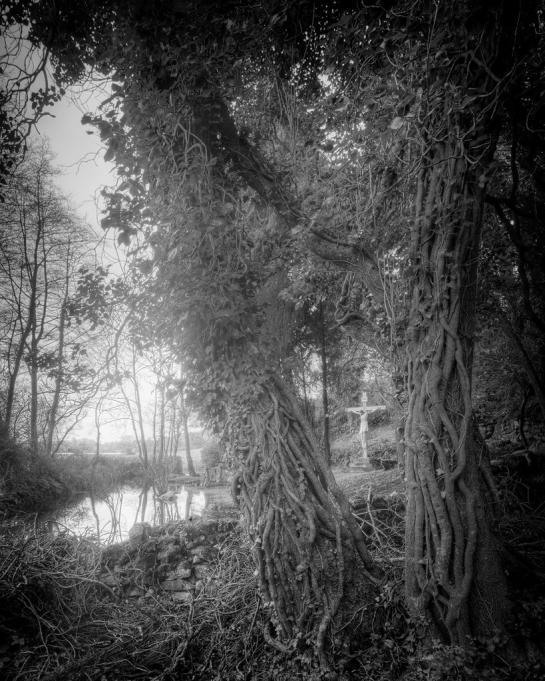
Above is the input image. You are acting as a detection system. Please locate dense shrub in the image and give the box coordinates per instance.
[0,427,70,514]
[56,453,146,494]
[2,515,543,681]
[0,426,147,515]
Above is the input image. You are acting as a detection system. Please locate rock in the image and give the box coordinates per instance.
[191,545,212,562]
[156,564,170,579]
[193,565,210,580]
[174,566,193,579]
[98,518,240,602]
[101,543,130,568]
[128,522,151,543]
[138,550,158,571]
[158,543,182,562]
[141,570,155,586]
[157,534,177,546]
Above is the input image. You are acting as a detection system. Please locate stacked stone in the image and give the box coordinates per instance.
[100,518,239,602]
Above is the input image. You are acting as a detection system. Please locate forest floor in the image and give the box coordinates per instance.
[2,424,544,680]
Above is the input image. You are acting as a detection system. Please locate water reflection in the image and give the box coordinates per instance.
[49,484,208,544]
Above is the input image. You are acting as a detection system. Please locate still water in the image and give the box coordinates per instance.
[48,482,231,544]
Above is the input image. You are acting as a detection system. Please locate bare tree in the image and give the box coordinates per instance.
[0,143,97,454]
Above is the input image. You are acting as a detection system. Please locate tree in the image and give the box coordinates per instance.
[478,130,545,434]
[0,144,98,455]
[0,16,63,186]
[178,378,196,477]
[474,203,545,446]
[67,251,199,475]
[344,3,541,643]
[129,192,378,659]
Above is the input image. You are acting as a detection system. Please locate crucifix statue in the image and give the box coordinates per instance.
[346,391,385,465]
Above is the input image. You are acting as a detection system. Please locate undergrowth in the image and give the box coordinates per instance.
[0,431,68,514]
[1,497,544,680]
[1,423,544,680]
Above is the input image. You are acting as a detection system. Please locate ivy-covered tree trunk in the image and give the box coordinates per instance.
[398,0,535,646]
[319,302,332,465]
[229,371,378,661]
[404,143,510,643]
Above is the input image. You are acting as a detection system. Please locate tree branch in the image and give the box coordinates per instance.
[189,90,384,299]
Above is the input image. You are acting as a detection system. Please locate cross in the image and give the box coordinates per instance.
[345,391,385,465]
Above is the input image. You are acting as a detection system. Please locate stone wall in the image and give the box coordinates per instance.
[100,518,241,602]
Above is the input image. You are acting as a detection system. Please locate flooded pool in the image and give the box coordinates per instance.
[46,482,233,544]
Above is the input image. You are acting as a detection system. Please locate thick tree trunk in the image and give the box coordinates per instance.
[400,0,533,644]
[319,303,331,466]
[230,372,378,663]
[404,145,510,643]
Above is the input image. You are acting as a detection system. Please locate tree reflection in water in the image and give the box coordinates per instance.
[50,484,208,544]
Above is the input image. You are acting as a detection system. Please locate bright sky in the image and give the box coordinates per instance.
[33,87,115,235]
